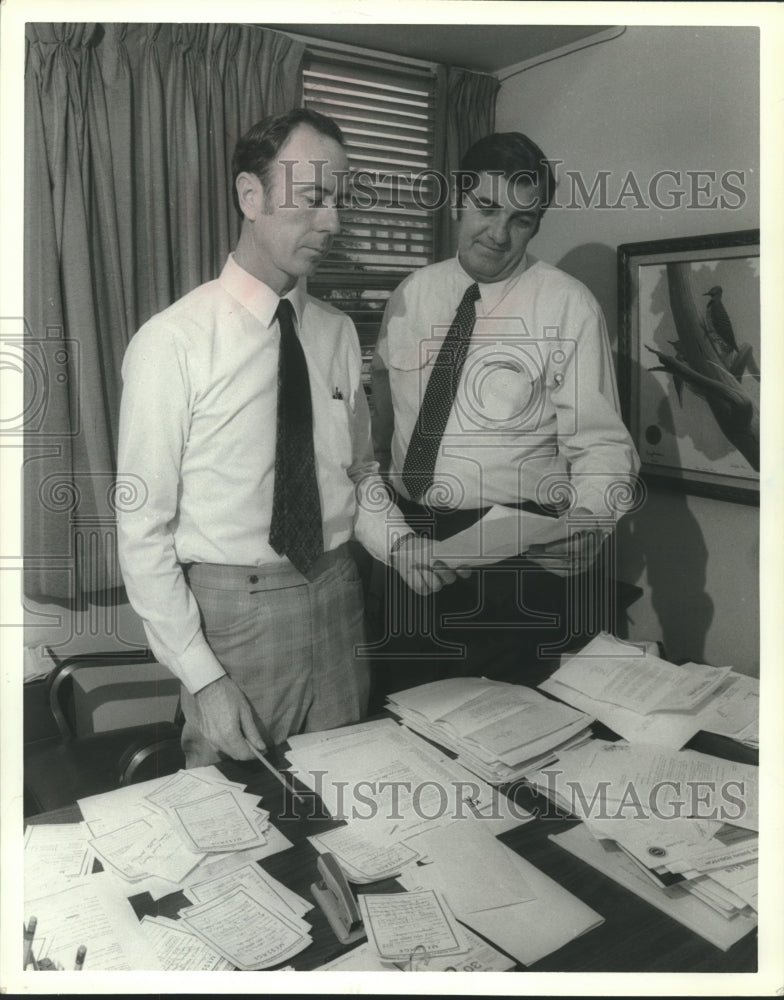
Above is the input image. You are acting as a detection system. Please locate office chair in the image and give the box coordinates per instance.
[23,649,185,817]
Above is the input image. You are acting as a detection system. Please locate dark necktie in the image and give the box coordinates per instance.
[268,298,324,574]
[402,282,481,502]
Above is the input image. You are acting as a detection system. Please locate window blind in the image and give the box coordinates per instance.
[303,53,438,390]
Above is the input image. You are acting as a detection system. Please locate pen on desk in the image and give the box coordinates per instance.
[74,945,87,971]
[244,739,307,806]
[23,916,36,970]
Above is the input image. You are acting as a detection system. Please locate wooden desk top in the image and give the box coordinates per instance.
[27,728,757,974]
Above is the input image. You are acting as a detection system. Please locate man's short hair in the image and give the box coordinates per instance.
[456,132,556,217]
[231,108,345,216]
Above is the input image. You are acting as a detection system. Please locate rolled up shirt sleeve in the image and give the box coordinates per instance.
[116,324,226,694]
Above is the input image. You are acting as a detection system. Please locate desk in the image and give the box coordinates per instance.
[27,726,757,973]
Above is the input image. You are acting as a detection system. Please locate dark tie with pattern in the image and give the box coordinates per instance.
[268,298,324,574]
[402,282,481,502]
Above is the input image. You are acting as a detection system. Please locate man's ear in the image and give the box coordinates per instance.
[235,171,264,221]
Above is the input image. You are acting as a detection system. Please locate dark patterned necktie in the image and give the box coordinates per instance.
[402,282,481,502]
[268,298,324,574]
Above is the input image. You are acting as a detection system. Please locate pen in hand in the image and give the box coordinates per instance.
[74,945,87,971]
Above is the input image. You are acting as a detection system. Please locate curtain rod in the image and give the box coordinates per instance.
[496,26,626,81]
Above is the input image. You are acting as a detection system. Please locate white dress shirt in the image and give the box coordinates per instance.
[373,254,639,517]
[118,254,392,694]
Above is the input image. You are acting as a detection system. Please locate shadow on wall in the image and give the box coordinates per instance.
[614,358,714,663]
[556,242,619,342]
[557,242,714,663]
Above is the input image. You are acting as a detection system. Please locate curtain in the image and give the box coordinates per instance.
[24,23,304,601]
[433,65,500,260]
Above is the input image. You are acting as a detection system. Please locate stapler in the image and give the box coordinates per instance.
[310,853,366,945]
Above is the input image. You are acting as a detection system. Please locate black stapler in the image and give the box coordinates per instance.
[310,853,366,945]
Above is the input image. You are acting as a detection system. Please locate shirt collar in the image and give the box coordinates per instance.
[219,253,306,328]
[454,252,531,313]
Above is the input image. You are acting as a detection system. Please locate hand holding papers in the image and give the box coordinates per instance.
[431,504,568,568]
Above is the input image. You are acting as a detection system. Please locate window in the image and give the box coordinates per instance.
[303,51,438,395]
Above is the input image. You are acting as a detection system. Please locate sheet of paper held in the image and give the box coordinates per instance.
[432,505,568,568]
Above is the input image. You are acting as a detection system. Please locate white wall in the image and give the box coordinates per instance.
[497,25,760,673]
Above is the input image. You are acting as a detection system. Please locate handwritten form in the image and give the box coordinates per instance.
[308,825,420,883]
[359,889,469,963]
[140,915,232,971]
[178,887,312,970]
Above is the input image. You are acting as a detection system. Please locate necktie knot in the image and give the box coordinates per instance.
[275,297,296,328]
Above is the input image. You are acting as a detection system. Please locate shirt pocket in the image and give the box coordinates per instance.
[386,332,437,372]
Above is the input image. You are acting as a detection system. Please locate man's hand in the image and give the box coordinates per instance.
[391,533,466,595]
[526,515,613,578]
[193,675,267,760]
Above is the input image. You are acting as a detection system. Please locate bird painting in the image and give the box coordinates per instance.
[646,262,760,472]
[703,286,739,353]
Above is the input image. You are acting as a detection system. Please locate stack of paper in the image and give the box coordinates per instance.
[396,822,604,966]
[527,740,758,950]
[540,633,756,750]
[286,718,533,881]
[387,677,594,784]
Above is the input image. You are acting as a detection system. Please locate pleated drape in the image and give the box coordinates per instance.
[433,65,501,260]
[24,23,304,600]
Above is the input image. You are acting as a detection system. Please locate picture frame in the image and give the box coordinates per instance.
[618,230,760,505]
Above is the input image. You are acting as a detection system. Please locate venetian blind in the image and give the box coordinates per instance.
[303,51,438,379]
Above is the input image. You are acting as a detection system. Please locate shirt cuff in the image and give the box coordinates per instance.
[145,625,227,695]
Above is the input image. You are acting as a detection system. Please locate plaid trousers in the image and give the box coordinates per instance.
[180,543,369,766]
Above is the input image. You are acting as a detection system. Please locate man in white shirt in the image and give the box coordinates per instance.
[117,109,455,764]
[371,131,640,691]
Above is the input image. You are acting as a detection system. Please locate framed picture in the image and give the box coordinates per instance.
[618,230,760,505]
